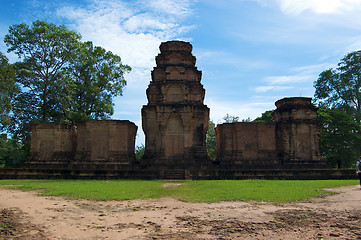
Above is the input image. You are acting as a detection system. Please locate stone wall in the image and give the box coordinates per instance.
[29,124,76,162]
[74,120,137,163]
[216,122,277,167]
[141,41,210,166]
[27,120,137,165]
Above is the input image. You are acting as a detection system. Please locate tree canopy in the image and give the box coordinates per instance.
[222,114,239,123]
[0,52,17,126]
[66,41,130,123]
[253,110,274,123]
[314,50,361,123]
[317,107,361,168]
[314,50,361,168]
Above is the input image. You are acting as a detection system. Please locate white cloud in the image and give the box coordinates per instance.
[254,86,293,93]
[344,35,361,52]
[144,0,194,17]
[264,75,313,85]
[255,63,332,94]
[206,98,276,123]
[56,0,196,70]
[275,0,361,15]
[291,63,334,74]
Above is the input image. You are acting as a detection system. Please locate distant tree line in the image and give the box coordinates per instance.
[0,20,130,167]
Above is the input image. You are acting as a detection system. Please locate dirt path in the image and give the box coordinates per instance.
[0,185,360,240]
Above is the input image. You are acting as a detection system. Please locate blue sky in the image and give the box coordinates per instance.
[1,0,361,145]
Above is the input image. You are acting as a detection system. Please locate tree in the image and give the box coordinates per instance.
[253,110,274,123]
[241,117,251,122]
[314,50,361,167]
[0,52,17,127]
[317,107,361,168]
[314,50,361,123]
[66,41,130,123]
[0,134,27,168]
[4,20,81,124]
[206,120,217,161]
[135,144,145,161]
[222,114,239,123]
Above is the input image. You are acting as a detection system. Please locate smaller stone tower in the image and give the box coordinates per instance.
[141,41,209,167]
[272,97,324,166]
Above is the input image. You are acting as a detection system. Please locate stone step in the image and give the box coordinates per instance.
[163,169,185,180]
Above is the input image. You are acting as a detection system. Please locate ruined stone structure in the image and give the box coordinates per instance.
[3,40,348,181]
[273,97,323,165]
[216,97,325,168]
[141,41,209,167]
[26,120,137,169]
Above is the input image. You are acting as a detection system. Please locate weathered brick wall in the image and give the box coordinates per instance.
[75,120,137,163]
[29,124,76,161]
[216,122,277,166]
[28,120,137,164]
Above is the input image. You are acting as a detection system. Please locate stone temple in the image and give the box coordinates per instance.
[1,40,354,180]
[141,41,209,167]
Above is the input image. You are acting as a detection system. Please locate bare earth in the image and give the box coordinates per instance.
[0,184,360,240]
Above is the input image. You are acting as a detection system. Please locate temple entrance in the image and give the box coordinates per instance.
[164,115,184,160]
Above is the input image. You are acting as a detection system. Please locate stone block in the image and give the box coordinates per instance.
[28,124,76,161]
[216,122,277,166]
[75,120,137,163]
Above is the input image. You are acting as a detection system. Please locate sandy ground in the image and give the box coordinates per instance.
[0,184,360,240]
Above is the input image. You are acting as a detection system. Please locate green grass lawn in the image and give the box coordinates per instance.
[0,179,358,203]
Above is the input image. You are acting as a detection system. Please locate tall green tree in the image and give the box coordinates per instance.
[314,50,361,123]
[0,52,17,127]
[66,41,130,123]
[317,107,361,168]
[314,50,361,167]
[5,20,81,124]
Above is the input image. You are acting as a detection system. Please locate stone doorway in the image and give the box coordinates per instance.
[164,115,185,160]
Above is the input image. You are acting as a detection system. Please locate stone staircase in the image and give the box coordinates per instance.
[163,169,186,180]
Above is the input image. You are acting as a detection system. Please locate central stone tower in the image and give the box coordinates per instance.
[141,41,209,167]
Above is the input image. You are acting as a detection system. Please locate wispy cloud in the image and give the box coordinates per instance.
[56,0,196,69]
[206,98,276,122]
[255,63,332,93]
[254,86,293,93]
[264,75,313,85]
[274,0,361,15]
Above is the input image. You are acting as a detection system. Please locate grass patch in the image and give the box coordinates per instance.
[0,180,166,201]
[166,180,357,202]
[0,179,357,203]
